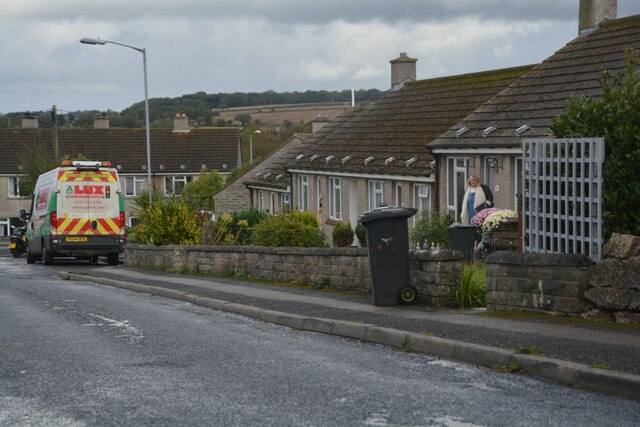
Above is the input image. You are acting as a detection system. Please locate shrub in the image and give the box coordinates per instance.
[355,222,367,247]
[332,221,354,247]
[253,211,325,247]
[133,197,202,245]
[410,209,452,250]
[206,208,269,245]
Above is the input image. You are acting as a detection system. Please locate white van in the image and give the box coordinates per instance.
[21,160,126,265]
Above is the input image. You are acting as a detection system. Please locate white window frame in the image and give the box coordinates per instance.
[413,184,431,212]
[329,177,342,220]
[298,175,309,211]
[368,180,385,210]
[395,183,403,207]
[281,193,290,210]
[8,176,21,198]
[124,176,146,197]
[258,190,265,211]
[446,157,469,221]
[164,175,192,196]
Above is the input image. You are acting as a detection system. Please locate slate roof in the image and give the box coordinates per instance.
[428,14,640,150]
[284,64,535,177]
[242,134,311,191]
[0,127,241,175]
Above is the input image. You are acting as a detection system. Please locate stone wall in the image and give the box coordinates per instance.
[485,252,593,315]
[585,233,640,323]
[124,244,463,307]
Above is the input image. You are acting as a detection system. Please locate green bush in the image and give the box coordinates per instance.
[133,198,202,245]
[253,211,325,247]
[332,221,355,247]
[355,222,367,247]
[410,209,453,249]
[207,208,270,246]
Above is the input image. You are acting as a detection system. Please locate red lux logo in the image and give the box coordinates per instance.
[74,185,104,195]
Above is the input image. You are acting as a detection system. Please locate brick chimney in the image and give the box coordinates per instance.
[173,113,190,133]
[21,115,39,128]
[390,52,417,91]
[94,113,110,129]
[579,0,617,35]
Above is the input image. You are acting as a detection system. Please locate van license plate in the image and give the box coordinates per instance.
[66,237,87,242]
[8,243,16,249]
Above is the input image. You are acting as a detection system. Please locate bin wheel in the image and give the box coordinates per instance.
[399,286,418,305]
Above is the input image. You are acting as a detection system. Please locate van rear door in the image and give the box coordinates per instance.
[56,169,121,238]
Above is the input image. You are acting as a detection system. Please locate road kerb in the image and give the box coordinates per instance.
[59,271,640,401]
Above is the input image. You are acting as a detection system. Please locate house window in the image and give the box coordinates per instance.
[298,175,309,211]
[329,177,342,220]
[413,184,431,212]
[447,157,469,221]
[164,175,192,196]
[124,176,146,197]
[8,177,21,197]
[368,180,384,210]
[128,217,139,227]
[257,190,265,211]
[395,183,403,206]
[281,193,290,210]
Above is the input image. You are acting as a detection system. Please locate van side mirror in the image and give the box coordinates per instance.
[20,209,30,221]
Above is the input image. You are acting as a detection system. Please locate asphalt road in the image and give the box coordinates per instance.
[1,252,640,426]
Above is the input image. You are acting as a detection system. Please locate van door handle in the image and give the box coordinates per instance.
[91,220,97,229]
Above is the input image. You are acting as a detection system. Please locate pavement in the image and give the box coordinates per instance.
[58,265,640,402]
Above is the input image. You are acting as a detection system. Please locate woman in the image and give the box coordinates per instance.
[460,175,494,224]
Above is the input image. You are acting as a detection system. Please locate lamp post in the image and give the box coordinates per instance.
[80,37,153,208]
[249,129,262,164]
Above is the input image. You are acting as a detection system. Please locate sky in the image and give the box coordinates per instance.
[1,0,639,114]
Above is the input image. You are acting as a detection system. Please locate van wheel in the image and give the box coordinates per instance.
[42,246,54,265]
[107,253,119,266]
[26,246,36,264]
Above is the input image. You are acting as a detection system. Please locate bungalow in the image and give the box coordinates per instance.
[284,54,534,237]
[0,114,242,235]
[427,0,637,221]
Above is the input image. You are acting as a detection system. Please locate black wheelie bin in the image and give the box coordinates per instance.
[359,206,418,306]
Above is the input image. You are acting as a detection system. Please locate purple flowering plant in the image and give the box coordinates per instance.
[471,207,499,227]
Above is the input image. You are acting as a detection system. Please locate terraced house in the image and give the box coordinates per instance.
[285,53,533,237]
[0,114,241,236]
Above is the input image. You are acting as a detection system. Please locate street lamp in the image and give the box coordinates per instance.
[249,129,262,164]
[80,37,153,208]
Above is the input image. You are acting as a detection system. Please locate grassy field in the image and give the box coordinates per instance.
[216,103,350,126]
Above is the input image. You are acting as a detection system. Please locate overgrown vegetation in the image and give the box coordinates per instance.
[410,209,453,249]
[550,49,640,237]
[181,170,224,212]
[132,197,202,245]
[457,262,487,309]
[207,207,269,245]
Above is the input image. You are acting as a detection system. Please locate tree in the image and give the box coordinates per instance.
[18,142,87,197]
[234,113,252,126]
[550,49,640,237]
[181,170,224,212]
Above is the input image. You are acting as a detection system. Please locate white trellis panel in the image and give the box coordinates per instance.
[523,138,604,261]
